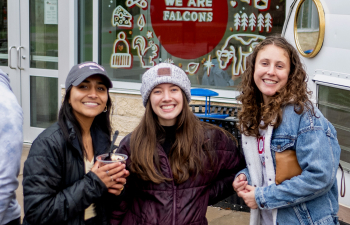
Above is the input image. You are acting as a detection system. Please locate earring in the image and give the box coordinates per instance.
[103,106,107,113]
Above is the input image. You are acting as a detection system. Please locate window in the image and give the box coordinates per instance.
[79,0,285,95]
[296,0,319,31]
[318,85,350,169]
[78,0,93,63]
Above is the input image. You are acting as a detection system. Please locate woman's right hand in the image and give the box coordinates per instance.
[233,174,248,193]
[91,161,127,188]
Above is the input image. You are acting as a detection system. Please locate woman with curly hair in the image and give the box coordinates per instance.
[233,36,341,225]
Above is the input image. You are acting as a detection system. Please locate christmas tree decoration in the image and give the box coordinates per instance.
[234,13,241,31]
[241,13,248,31]
[257,13,265,33]
[265,13,273,33]
[249,13,256,32]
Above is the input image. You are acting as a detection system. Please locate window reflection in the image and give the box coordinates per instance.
[318,85,350,168]
[96,0,285,90]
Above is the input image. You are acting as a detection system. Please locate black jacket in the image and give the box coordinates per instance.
[22,120,113,225]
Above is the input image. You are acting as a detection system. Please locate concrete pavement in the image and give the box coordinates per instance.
[16,144,250,224]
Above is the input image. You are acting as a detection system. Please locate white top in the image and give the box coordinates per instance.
[84,157,96,220]
[241,124,278,225]
[258,124,273,225]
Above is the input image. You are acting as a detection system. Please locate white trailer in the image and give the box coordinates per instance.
[283,0,350,223]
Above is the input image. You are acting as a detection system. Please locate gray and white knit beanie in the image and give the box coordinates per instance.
[140,63,191,107]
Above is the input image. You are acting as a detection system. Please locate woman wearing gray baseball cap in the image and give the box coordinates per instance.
[110,63,246,225]
[23,62,129,225]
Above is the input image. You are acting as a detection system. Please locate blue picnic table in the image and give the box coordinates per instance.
[190,88,229,119]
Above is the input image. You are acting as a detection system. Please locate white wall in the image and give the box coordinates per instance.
[284,0,350,207]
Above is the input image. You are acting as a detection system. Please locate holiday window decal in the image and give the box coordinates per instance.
[230,1,238,8]
[216,34,265,75]
[235,0,271,11]
[241,13,248,31]
[203,55,214,76]
[151,0,228,59]
[164,58,175,64]
[249,13,256,31]
[185,62,200,75]
[234,13,272,32]
[105,0,284,85]
[110,31,133,69]
[133,36,159,68]
[146,30,153,39]
[126,0,148,10]
[257,13,265,32]
[137,14,146,31]
[265,13,272,32]
[111,6,133,29]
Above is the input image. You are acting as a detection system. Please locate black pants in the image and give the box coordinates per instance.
[5,217,20,225]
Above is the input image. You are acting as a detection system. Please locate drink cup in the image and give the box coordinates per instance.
[96,153,128,165]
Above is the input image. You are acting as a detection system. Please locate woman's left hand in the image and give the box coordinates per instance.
[108,170,130,196]
[238,185,258,209]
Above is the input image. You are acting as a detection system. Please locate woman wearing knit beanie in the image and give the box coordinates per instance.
[110,63,246,225]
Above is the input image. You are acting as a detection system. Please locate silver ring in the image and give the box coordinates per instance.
[110,177,114,182]
[106,170,109,175]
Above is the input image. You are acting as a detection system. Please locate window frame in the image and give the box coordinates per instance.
[314,73,350,171]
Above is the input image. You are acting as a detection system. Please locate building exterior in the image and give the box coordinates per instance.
[2,0,350,222]
[1,0,286,144]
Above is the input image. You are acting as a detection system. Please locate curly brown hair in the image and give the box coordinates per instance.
[237,36,314,137]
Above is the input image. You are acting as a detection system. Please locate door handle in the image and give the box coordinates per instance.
[17,46,24,70]
[8,46,16,69]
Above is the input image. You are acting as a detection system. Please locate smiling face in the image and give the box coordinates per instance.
[149,83,183,126]
[254,44,290,105]
[69,75,108,122]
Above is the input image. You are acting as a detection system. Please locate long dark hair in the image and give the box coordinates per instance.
[237,36,315,137]
[130,92,234,184]
[58,83,112,157]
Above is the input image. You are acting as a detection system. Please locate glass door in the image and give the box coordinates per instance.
[19,0,58,142]
[0,0,21,102]
[0,0,58,143]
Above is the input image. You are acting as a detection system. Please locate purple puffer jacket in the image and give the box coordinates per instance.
[111,128,246,225]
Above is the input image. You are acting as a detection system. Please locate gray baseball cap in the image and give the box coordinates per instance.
[65,62,113,91]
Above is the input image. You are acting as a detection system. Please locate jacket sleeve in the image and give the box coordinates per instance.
[110,135,131,224]
[235,167,251,185]
[23,137,108,225]
[208,130,246,205]
[0,81,23,224]
[255,119,341,210]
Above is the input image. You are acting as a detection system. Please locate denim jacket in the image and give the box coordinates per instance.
[239,104,341,225]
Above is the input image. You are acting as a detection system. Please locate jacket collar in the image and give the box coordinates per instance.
[65,119,111,158]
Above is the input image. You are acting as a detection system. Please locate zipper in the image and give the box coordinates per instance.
[157,143,176,225]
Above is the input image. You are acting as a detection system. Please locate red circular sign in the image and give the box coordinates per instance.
[150,0,228,60]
